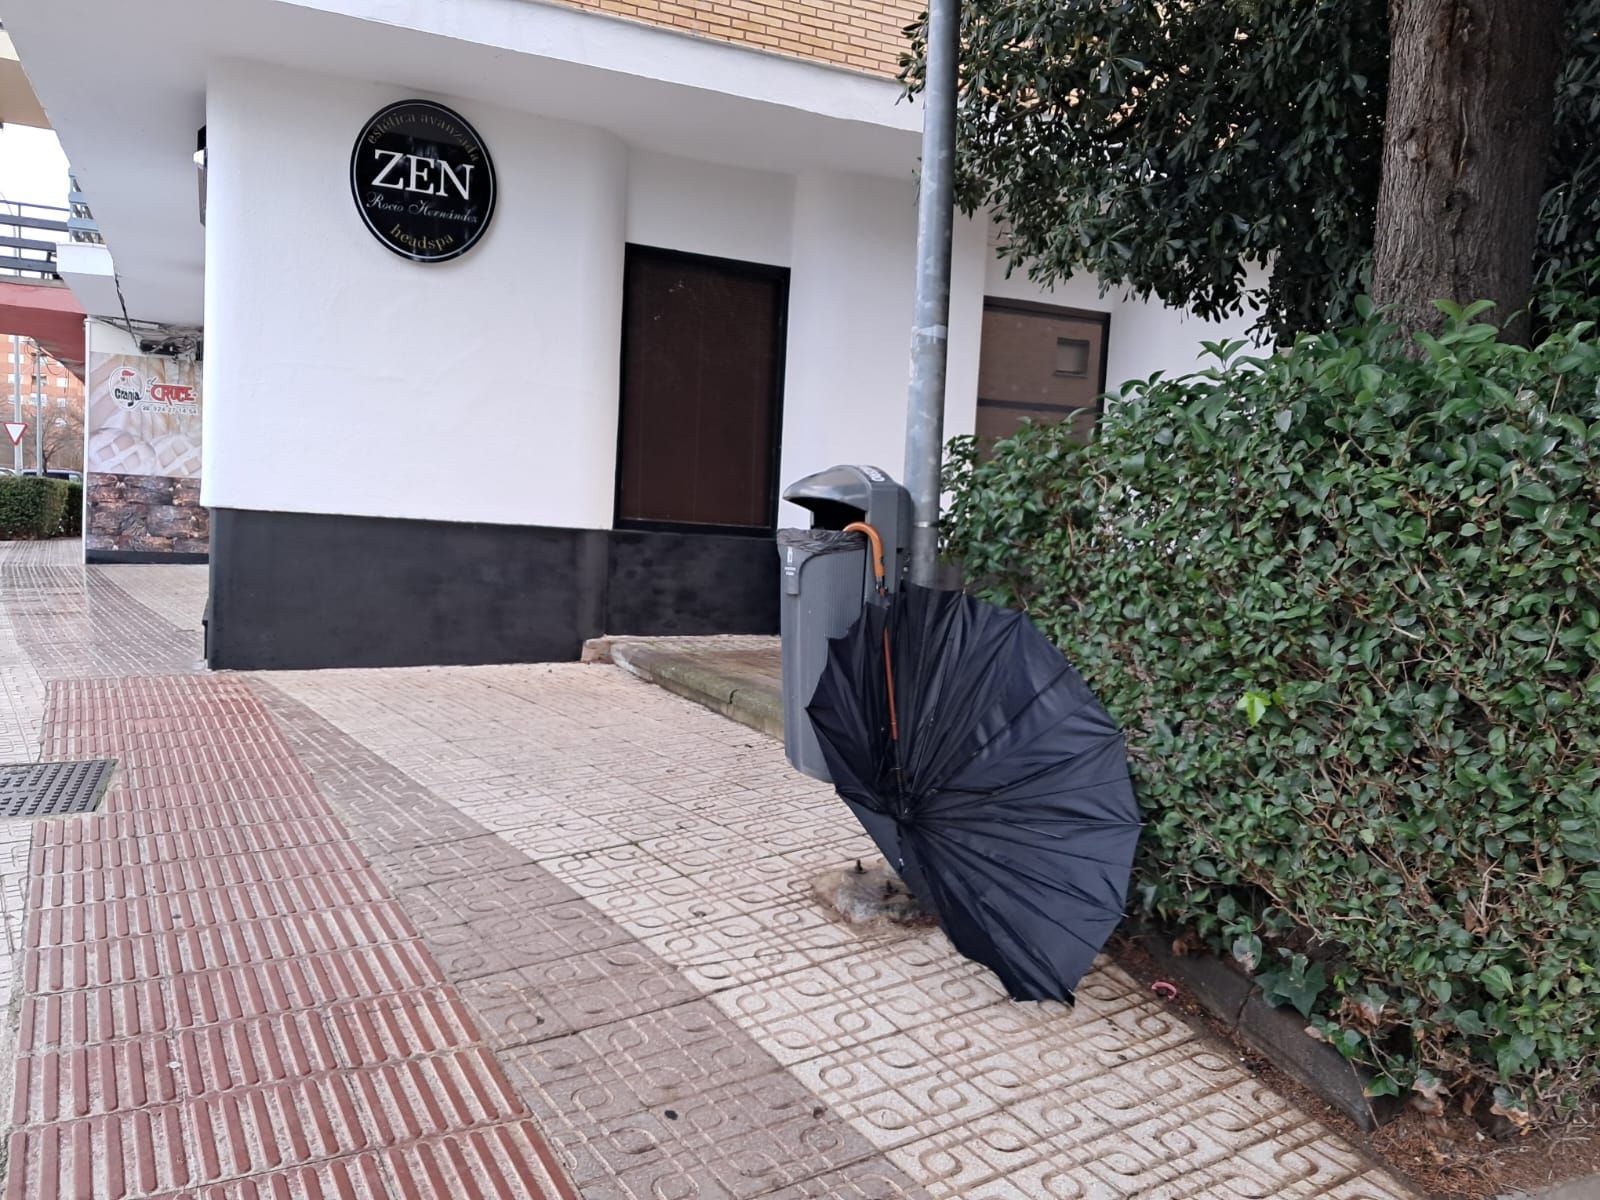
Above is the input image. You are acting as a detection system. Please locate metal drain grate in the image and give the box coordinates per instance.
[0,760,116,819]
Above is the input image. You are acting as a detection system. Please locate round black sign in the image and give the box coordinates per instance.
[350,100,496,263]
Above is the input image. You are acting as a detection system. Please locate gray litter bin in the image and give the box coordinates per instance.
[778,465,912,781]
[783,464,912,600]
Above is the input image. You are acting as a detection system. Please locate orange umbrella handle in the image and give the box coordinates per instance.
[843,521,898,741]
[843,522,887,595]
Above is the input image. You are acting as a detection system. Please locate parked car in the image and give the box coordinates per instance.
[17,469,83,482]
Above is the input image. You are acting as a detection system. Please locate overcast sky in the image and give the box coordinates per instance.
[0,123,71,210]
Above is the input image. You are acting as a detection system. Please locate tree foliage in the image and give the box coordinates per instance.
[903,0,1600,344]
[43,403,84,474]
[941,288,1600,1116]
[1540,5,1600,299]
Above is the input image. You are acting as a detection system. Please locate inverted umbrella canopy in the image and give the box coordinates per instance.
[807,584,1141,1002]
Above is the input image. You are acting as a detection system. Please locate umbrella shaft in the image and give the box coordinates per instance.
[883,626,899,742]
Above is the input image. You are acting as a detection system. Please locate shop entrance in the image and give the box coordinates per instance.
[976,300,1109,451]
[615,245,788,532]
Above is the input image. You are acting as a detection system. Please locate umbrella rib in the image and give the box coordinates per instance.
[940,720,1123,782]
[925,837,1124,955]
[928,780,1137,811]
[908,607,1032,781]
[914,823,1132,912]
[924,737,1136,818]
[926,809,1142,836]
[918,860,1067,983]
[917,811,1136,874]
[922,661,1112,788]
[929,831,1139,878]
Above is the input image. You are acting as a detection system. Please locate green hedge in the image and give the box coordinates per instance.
[60,481,82,537]
[943,295,1600,1120]
[0,476,72,540]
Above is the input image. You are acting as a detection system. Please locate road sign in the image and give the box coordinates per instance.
[3,423,25,447]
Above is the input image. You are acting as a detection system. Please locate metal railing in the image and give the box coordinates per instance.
[0,175,103,280]
[0,199,67,279]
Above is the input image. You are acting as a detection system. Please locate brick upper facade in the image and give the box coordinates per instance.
[559,0,923,76]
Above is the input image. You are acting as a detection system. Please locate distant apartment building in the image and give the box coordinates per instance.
[3,335,83,473]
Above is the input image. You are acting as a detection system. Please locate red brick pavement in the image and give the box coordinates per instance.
[6,674,578,1200]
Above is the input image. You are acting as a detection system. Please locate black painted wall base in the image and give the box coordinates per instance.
[608,529,778,638]
[88,550,211,565]
[206,508,778,670]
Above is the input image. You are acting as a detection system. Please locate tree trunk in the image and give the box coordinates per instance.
[1371,0,1564,344]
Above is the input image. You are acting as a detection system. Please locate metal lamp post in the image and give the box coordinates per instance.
[31,341,43,475]
[903,0,960,587]
[10,335,21,474]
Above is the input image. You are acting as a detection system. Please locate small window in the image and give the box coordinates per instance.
[1054,338,1091,377]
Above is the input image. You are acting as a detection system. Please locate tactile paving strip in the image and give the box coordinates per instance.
[0,760,114,820]
[7,676,577,1200]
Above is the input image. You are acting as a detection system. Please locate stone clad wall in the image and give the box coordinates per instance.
[554,0,921,75]
[85,473,209,556]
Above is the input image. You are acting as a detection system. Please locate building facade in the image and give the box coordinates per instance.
[3,335,83,474]
[6,0,1260,669]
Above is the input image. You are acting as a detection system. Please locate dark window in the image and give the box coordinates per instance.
[976,300,1109,454]
[616,246,788,533]
[1054,337,1091,377]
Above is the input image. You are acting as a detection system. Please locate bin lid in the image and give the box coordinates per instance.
[782,464,899,515]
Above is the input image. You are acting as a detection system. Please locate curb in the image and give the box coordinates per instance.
[604,644,784,741]
[1136,933,1402,1133]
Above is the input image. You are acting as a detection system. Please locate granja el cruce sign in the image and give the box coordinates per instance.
[351,99,496,263]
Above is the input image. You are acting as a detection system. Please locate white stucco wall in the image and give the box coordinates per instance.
[84,317,141,357]
[625,151,792,267]
[945,213,995,445]
[779,172,986,525]
[202,60,628,529]
[781,172,910,522]
[200,58,1265,536]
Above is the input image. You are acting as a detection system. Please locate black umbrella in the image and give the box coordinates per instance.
[806,577,1141,1002]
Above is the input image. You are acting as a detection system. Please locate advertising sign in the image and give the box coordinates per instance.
[83,350,207,558]
[350,99,496,263]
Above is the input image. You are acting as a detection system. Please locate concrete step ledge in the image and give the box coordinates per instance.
[593,641,784,741]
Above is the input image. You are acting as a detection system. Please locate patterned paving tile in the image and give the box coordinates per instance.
[265,663,1418,1200]
[0,551,1419,1199]
[254,679,932,1200]
[5,566,201,682]
[81,564,207,637]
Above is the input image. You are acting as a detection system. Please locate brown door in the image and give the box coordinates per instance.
[976,301,1108,450]
[616,246,787,531]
